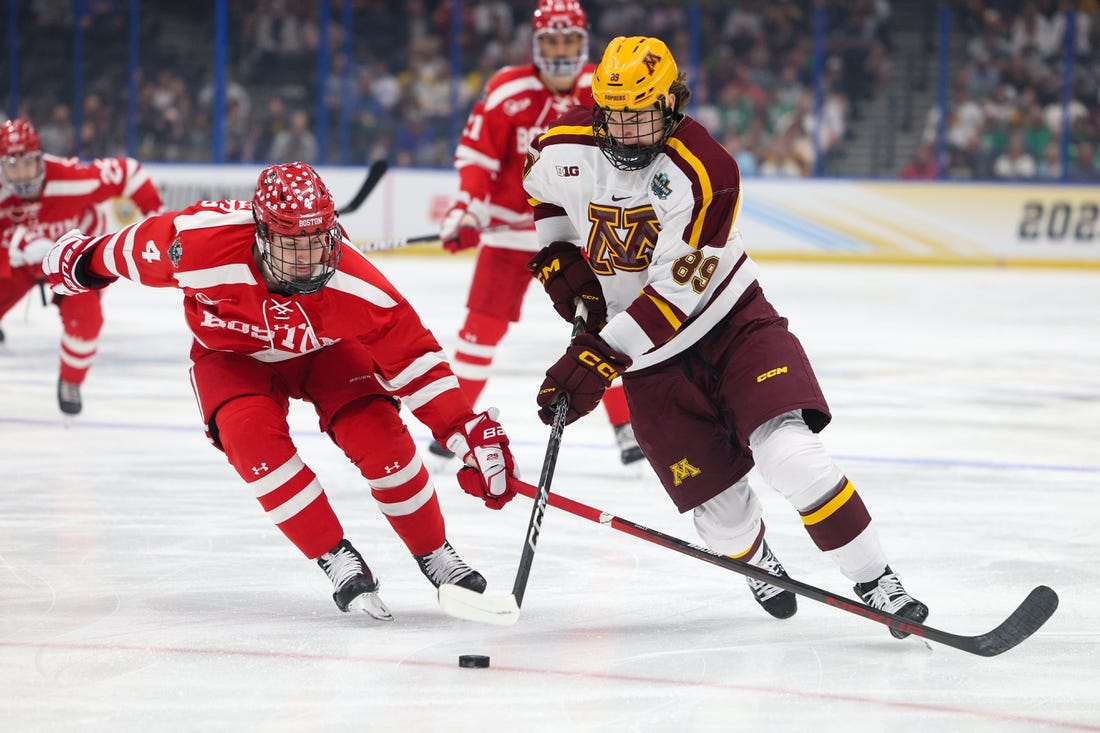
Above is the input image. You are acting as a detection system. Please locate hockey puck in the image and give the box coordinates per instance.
[458,654,490,668]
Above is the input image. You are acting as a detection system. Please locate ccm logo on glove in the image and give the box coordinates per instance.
[577,349,621,380]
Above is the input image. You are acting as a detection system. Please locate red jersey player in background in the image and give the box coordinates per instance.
[43,162,520,621]
[433,0,643,465]
[0,118,164,415]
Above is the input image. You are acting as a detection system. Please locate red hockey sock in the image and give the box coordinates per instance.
[216,395,343,559]
[602,382,631,426]
[453,310,509,407]
[57,291,104,384]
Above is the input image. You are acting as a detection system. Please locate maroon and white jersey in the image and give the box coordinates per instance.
[0,154,163,277]
[523,107,761,371]
[84,200,472,437]
[453,62,595,252]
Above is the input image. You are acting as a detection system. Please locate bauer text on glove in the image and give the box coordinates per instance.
[445,408,519,509]
[537,333,632,425]
[42,229,117,296]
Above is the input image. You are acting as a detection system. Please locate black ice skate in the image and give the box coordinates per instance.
[57,378,82,415]
[613,423,645,465]
[745,541,798,619]
[415,540,486,593]
[854,566,929,639]
[317,539,393,621]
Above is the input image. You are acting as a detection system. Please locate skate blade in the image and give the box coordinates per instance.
[347,591,394,621]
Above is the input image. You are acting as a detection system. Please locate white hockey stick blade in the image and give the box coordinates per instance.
[438,584,520,626]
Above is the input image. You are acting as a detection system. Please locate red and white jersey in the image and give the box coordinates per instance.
[84,200,475,438]
[0,154,163,276]
[453,62,595,252]
[523,106,761,372]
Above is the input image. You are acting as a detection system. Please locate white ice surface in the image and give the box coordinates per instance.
[1,257,1098,732]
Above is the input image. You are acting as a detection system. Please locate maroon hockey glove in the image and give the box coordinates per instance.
[445,408,518,510]
[42,228,117,296]
[439,203,482,253]
[537,332,632,426]
[527,241,608,330]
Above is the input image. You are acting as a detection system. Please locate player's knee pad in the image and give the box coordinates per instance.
[58,291,104,338]
[749,410,844,510]
[459,310,509,347]
[692,477,763,555]
[211,395,294,466]
[329,397,417,474]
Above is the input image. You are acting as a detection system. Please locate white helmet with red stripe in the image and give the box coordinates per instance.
[532,0,589,80]
[252,161,342,295]
[0,118,46,199]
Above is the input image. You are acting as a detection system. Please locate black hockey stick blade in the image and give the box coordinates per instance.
[509,481,1060,657]
[912,584,1058,657]
[337,160,388,216]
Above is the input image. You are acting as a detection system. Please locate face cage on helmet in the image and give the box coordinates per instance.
[533,30,588,79]
[0,152,46,199]
[592,105,678,172]
[256,226,343,295]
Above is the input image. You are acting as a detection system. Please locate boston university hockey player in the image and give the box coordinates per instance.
[43,161,520,620]
[433,0,643,465]
[0,118,164,415]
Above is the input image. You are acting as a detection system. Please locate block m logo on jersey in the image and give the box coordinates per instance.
[669,458,701,487]
[585,203,660,275]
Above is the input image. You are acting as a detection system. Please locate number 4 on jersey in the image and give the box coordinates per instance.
[142,239,161,263]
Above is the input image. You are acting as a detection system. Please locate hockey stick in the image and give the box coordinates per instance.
[438,302,589,626]
[353,225,516,254]
[507,481,1058,656]
[337,159,388,216]
[354,233,439,253]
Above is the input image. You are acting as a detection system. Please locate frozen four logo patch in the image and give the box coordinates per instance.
[168,238,183,267]
[650,172,671,200]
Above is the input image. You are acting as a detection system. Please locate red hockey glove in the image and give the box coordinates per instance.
[445,407,519,509]
[42,228,117,296]
[7,226,54,269]
[527,241,607,330]
[439,202,482,253]
[537,332,632,425]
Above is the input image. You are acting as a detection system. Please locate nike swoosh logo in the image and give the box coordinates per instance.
[611,195,630,201]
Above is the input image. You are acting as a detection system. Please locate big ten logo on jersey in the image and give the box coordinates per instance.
[584,203,659,275]
[555,164,581,177]
[516,125,546,154]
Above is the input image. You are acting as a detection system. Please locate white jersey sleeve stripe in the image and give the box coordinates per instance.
[401,375,460,411]
[173,263,258,289]
[374,350,450,392]
[455,144,501,173]
[326,270,399,308]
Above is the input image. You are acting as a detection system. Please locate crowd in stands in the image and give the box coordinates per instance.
[911,0,1100,180]
[8,0,1096,180]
